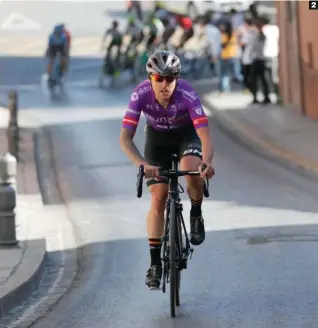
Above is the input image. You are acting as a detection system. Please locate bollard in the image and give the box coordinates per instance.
[6,90,19,161]
[0,153,18,246]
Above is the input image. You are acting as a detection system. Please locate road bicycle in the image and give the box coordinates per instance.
[136,153,209,317]
[48,52,64,99]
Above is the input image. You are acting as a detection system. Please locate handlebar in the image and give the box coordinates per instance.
[137,164,210,198]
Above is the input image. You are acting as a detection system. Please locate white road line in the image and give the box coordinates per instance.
[1,12,42,31]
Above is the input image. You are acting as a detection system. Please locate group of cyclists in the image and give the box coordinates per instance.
[101,4,196,75]
[45,5,196,85]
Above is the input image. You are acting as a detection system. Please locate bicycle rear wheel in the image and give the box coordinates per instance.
[169,199,177,318]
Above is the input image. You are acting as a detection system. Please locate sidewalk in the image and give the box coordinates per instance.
[0,108,46,319]
[195,84,318,180]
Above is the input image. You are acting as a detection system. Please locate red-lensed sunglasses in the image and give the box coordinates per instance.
[151,74,176,83]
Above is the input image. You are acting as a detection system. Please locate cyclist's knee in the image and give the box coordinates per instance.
[180,155,203,188]
[180,154,201,170]
[149,183,168,213]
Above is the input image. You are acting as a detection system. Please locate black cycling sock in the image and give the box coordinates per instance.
[149,238,162,267]
[190,196,203,217]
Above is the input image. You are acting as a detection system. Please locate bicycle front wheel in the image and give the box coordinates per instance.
[169,199,177,318]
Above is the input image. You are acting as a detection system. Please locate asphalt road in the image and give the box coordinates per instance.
[0,1,130,87]
[8,85,318,328]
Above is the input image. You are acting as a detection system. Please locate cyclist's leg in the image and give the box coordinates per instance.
[64,45,70,73]
[179,130,205,246]
[144,126,171,289]
[146,34,156,51]
[162,26,175,48]
[60,49,67,75]
[179,27,194,49]
[47,46,55,77]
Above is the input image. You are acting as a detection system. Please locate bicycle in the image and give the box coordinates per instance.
[136,153,209,317]
[48,52,64,99]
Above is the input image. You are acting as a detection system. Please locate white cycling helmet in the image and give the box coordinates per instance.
[146,50,181,76]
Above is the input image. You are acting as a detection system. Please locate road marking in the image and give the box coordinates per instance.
[1,12,41,31]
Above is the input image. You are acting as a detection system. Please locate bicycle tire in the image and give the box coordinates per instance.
[175,212,183,307]
[161,203,171,294]
[169,199,177,318]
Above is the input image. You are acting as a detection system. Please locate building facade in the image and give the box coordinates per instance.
[277,1,318,120]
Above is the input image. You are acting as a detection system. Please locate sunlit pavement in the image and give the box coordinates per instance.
[5,83,318,328]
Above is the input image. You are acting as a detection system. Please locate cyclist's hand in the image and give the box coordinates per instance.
[199,162,215,179]
[143,163,160,178]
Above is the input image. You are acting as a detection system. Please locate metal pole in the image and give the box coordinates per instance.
[6,91,19,161]
[0,153,18,246]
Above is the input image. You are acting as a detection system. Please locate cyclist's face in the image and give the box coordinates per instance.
[150,74,176,101]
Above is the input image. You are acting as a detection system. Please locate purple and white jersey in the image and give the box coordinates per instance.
[122,79,208,132]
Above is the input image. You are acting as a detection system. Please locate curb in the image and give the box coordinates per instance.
[200,95,318,181]
[0,107,47,319]
[2,129,81,328]
[0,240,47,319]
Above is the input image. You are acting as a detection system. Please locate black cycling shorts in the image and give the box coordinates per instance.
[48,45,66,58]
[144,124,202,186]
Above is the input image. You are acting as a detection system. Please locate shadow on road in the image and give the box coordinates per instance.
[0,55,103,87]
[34,109,318,217]
[2,220,318,328]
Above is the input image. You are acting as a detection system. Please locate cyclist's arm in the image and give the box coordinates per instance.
[119,96,145,166]
[188,98,214,164]
[62,36,68,53]
[46,35,53,56]
[101,29,111,47]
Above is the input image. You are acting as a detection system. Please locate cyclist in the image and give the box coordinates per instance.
[46,24,68,84]
[142,12,164,51]
[101,20,123,71]
[124,16,144,55]
[157,9,177,49]
[175,14,194,49]
[119,51,215,289]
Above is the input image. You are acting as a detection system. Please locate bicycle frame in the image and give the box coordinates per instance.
[161,153,192,281]
[51,53,62,83]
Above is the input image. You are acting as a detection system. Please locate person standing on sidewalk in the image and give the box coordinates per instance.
[240,17,255,93]
[218,20,242,93]
[228,8,244,84]
[262,15,279,102]
[198,14,221,77]
[250,18,270,104]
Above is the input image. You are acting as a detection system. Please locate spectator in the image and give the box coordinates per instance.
[228,8,244,84]
[198,14,221,76]
[218,20,242,93]
[250,18,270,104]
[240,17,255,92]
[262,15,279,101]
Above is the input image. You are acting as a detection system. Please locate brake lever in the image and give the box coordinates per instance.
[201,163,210,198]
[137,165,144,198]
